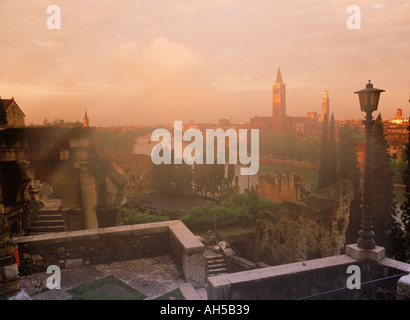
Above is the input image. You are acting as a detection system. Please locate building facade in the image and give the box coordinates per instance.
[1,97,25,127]
[251,68,322,138]
[103,147,153,198]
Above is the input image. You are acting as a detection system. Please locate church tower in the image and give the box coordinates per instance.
[83,110,89,127]
[322,91,329,121]
[272,67,286,131]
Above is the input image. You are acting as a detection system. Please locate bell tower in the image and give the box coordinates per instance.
[83,110,89,127]
[322,91,329,121]
[272,67,286,131]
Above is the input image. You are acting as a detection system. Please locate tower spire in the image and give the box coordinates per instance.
[83,110,89,127]
[275,67,283,84]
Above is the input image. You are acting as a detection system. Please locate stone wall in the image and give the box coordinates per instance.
[207,255,410,300]
[12,220,205,284]
[258,180,355,265]
[257,170,306,203]
[0,210,20,295]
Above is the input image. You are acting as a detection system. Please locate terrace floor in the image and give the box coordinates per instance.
[14,254,208,300]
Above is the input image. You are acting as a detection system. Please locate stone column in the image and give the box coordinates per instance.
[0,201,20,296]
[79,165,99,229]
[71,134,99,230]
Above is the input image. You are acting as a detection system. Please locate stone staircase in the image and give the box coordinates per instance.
[27,210,65,235]
[206,253,228,276]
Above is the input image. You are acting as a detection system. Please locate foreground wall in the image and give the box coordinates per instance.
[13,220,205,284]
[207,255,410,300]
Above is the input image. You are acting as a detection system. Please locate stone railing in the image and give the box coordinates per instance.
[207,253,410,300]
[13,220,206,284]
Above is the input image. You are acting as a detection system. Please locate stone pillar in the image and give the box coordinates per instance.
[79,165,99,230]
[0,203,20,296]
[72,135,99,230]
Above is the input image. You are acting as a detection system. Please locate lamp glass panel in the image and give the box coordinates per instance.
[359,93,365,111]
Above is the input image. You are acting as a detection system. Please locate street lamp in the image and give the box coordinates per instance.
[354,80,385,250]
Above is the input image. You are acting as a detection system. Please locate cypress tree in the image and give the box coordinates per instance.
[398,118,410,262]
[337,123,362,244]
[371,114,399,254]
[328,113,337,186]
[318,113,329,190]
[401,118,410,233]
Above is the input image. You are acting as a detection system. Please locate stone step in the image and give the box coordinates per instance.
[34,213,63,220]
[31,219,65,226]
[206,254,224,260]
[208,267,228,275]
[28,225,65,233]
[208,262,226,269]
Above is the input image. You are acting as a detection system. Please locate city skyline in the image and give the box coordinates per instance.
[0,0,409,126]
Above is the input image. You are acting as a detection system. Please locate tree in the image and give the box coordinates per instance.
[227,164,235,187]
[337,123,361,191]
[0,99,7,127]
[328,113,337,185]
[260,130,320,163]
[371,114,400,254]
[398,118,410,262]
[338,123,362,244]
[318,113,329,190]
[151,149,193,198]
[401,120,410,233]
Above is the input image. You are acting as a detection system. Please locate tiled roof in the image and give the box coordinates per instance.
[1,98,26,116]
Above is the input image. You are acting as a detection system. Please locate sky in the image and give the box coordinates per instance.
[0,0,409,126]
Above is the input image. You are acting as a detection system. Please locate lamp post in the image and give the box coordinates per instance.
[354,80,385,250]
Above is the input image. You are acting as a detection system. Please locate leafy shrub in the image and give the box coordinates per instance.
[181,204,254,231]
[121,207,170,225]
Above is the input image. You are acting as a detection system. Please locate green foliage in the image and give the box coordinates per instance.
[181,193,279,231]
[181,203,253,231]
[99,130,136,152]
[391,160,407,185]
[398,121,410,262]
[151,160,193,199]
[260,130,320,163]
[371,114,401,255]
[67,276,147,300]
[42,118,82,127]
[121,207,170,225]
[328,113,337,186]
[337,123,361,191]
[338,123,363,245]
[99,127,155,152]
[318,113,329,190]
